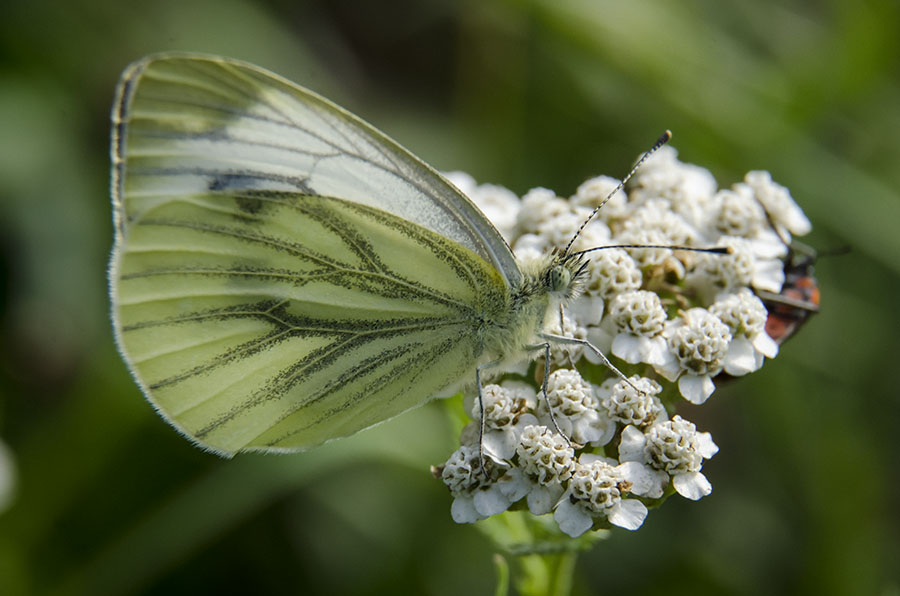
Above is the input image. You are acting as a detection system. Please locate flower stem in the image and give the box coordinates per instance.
[479,511,604,596]
[492,554,510,596]
[513,549,578,596]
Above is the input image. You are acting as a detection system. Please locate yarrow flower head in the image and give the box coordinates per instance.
[464,383,539,461]
[658,308,733,404]
[598,375,665,428]
[711,184,769,238]
[744,170,811,239]
[436,146,814,541]
[709,288,779,375]
[619,416,719,501]
[538,369,614,446]
[580,248,642,300]
[498,425,575,515]
[439,445,512,523]
[628,146,718,221]
[554,454,660,536]
[608,290,670,366]
[544,312,588,365]
[516,425,576,486]
[518,187,569,235]
[686,236,756,299]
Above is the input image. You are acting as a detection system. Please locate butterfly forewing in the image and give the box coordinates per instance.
[110,55,515,454]
[112,54,518,283]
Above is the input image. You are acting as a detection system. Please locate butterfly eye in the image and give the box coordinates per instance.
[547,265,572,294]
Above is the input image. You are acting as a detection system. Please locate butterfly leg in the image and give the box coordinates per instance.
[475,359,501,477]
[523,342,571,444]
[538,332,641,393]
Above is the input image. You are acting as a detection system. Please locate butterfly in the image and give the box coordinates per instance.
[108,53,615,456]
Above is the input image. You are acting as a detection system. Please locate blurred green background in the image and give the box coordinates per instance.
[1,0,898,594]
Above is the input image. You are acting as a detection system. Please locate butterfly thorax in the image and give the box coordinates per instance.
[480,252,587,368]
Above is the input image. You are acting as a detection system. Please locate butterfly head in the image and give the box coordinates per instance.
[544,250,588,302]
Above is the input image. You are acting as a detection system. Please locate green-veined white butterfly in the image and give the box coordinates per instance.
[110,53,664,456]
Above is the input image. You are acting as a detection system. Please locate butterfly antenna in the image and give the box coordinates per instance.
[563,130,672,256]
[571,243,731,259]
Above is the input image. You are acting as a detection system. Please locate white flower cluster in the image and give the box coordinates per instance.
[438,147,812,537]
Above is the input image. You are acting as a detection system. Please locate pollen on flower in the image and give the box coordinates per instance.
[605,290,672,366]
[539,211,593,250]
[567,220,612,254]
[538,368,615,446]
[440,445,517,523]
[435,146,812,537]
[462,383,540,462]
[709,289,779,375]
[627,146,717,226]
[618,416,718,501]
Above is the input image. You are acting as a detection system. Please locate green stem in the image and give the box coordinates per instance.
[493,554,511,596]
[552,551,578,596]
[513,550,578,596]
[479,511,604,595]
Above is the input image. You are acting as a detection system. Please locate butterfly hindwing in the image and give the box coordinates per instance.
[113,189,509,454]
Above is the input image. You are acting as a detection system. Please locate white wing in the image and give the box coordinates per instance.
[111,53,520,287]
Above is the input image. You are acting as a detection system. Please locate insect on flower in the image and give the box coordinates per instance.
[758,244,820,345]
